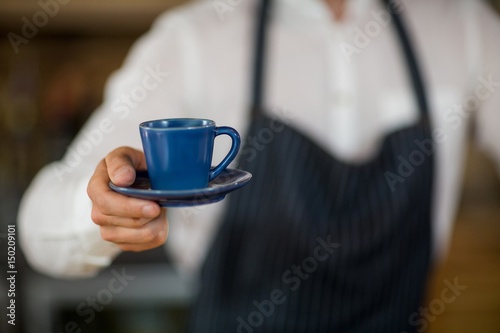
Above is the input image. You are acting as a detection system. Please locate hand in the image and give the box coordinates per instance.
[87,147,168,252]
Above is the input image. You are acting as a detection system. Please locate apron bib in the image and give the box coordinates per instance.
[188,1,434,332]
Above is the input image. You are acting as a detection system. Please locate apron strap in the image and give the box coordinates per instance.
[250,0,273,117]
[383,0,430,122]
[249,0,430,122]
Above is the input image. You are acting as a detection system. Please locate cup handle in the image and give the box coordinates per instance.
[209,126,241,181]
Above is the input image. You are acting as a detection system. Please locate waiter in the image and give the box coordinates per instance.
[18,0,500,332]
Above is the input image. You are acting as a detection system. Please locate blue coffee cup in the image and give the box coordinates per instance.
[139,118,241,190]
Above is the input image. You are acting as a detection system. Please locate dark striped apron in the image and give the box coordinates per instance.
[187,0,434,332]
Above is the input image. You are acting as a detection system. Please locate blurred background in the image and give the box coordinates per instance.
[0,0,499,332]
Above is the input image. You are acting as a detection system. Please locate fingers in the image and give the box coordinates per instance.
[89,183,160,222]
[88,151,160,221]
[105,147,148,187]
[87,146,169,253]
[91,207,153,228]
[99,210,169,252]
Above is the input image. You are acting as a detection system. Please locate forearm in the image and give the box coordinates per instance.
[18,163,121,278]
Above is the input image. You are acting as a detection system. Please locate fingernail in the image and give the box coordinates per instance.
[114,166,132,182]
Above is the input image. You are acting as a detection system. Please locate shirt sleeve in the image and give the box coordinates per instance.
[17,10,191,278]
[475,1,500,174]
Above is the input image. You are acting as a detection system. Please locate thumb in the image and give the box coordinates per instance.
[105,147,147,187]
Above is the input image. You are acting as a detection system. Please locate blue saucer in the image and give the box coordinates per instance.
[109,168,252,207]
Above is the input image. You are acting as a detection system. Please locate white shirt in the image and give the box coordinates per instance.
[18,0,500,278]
